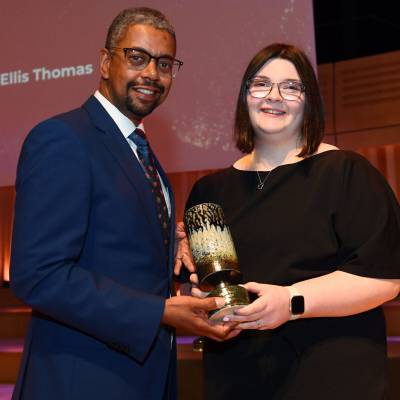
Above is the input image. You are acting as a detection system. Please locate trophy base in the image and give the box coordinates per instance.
[209,304,246,322]
[207,282,249,322]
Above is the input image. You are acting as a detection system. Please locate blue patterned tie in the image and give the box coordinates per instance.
[129,128,170,250]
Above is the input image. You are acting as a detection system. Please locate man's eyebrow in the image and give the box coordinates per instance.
[126,46,175,59]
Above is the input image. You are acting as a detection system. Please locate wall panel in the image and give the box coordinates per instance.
[336,125,400,150]
[0,187,15,283]
[334,51,400,133]
[318,63,335,135]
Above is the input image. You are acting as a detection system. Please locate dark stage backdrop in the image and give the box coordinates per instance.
[0,0,315,186]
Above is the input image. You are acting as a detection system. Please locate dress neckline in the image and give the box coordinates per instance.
[231,149,340,173]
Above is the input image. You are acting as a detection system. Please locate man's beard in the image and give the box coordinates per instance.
[125,80,165,119]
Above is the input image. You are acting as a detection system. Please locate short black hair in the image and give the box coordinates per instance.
[105,7,176,50]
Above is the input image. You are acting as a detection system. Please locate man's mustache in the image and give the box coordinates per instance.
[127,80,164,94]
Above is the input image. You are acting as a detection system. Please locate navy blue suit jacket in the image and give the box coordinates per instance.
[10,96,176,399]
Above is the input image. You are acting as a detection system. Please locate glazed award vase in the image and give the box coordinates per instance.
[184,203,249,321]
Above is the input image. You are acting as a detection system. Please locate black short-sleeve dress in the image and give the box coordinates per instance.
[185,150,400,400]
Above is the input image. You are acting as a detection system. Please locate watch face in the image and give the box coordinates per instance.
[291,295,305,315]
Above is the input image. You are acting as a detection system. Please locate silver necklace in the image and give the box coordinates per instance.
[256,170,271,190]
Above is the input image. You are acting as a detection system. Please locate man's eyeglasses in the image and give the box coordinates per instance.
[109,47,183,78]
[247,78,305,101]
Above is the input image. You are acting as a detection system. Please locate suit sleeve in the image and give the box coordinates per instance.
[10,118,165,362]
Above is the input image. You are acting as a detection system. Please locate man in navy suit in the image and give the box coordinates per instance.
[10,7,235,400]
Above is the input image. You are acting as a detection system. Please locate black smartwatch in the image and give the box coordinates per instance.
[287,286,304,320]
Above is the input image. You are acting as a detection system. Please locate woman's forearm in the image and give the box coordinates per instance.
[293,271,400,319]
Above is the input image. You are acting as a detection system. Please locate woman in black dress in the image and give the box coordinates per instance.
[176,43,400,399]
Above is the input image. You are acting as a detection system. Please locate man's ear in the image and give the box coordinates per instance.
[99,48,111,79]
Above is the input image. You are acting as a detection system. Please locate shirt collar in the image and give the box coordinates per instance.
[94,90,144,138]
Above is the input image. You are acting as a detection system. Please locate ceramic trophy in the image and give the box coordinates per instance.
[184,203,249,321]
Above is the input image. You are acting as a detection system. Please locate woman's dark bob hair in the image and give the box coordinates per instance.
[234,43,325,157]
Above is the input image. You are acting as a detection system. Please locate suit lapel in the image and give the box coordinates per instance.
[82,96,165,257]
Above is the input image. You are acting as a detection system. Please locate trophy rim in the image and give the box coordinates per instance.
[184,202,223,215]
